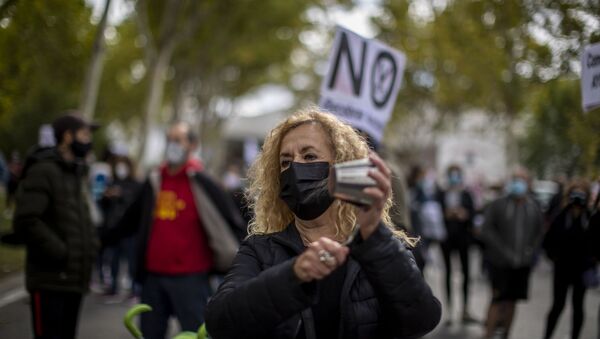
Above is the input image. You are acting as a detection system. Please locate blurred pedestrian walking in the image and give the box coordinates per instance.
[12,113,100,339]
[481,167,544,339]
[438,164,477,324]
[543,179,596,339]
[98,151,141,298]
[102,122,245,339]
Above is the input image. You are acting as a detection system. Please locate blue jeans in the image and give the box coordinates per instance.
[141,273,210,339]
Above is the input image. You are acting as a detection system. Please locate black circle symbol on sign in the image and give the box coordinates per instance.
[370,51,397,108]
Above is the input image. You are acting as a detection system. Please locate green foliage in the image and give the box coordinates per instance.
[95,19,146,127]
[0,0,93,154]
[376,0,553,118]
[374,0,599,176]
[520,79,600,177]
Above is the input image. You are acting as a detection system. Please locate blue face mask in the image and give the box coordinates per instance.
[509,179,528,196]
[448,172,462,186]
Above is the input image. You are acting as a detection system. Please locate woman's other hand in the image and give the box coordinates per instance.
[293,237,349,282]
[357,152,392,240]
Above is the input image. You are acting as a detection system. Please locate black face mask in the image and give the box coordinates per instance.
[71,140,92,159]
[279,161,334,221]
[569,191,588,207]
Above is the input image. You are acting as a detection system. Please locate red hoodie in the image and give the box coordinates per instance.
[146,158,213,274]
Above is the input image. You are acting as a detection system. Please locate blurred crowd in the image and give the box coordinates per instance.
[403,163,600,339]
[0,111,599,339]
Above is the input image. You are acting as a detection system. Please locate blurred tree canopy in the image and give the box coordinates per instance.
[0,0,324,160]
[374,0,599,176]
[520,79,600,177]
[0,0,93,155]
[0,0,598,176]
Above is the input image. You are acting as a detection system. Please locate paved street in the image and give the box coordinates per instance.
[0,249,598,339]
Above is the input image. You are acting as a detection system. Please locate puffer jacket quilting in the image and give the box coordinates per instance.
[205,223,441,339]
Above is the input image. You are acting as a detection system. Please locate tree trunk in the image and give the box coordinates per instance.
[136,41,176,165]
[79,0,111,120]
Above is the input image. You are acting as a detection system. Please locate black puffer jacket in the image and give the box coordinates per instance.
[205,223,441,339]
[12,147,99,293]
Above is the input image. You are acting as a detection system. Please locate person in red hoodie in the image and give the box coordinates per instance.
[103,122,245,339]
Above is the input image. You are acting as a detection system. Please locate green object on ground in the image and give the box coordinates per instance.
[173,331,197,339]
[124,304,153,339]
[197,323,208,339]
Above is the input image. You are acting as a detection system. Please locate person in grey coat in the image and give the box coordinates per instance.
[481,167,543,339]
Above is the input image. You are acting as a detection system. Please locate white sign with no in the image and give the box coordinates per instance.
[582,42,600,112]
[319,26,406,142]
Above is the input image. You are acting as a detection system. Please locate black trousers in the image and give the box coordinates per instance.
[141,273,211,339]
[440,235,470,308]
[544,264,587,339]
[29,290,83,339]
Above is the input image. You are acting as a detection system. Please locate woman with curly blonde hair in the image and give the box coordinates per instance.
[206,107,441,339]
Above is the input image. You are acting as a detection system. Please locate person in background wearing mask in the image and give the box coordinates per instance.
[481,167,543,339]
[542,179,594,339]
[12,113,100,339]
[438,164,476,325]
[102,122,245,339]
[98,153,141,299]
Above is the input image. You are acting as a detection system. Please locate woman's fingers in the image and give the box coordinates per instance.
[317,237,349,266]
[294,238,350,282]
[363,187,386,209]
[305,247,333,276]
[360,152,391,209]
[367,169,391,198]
[354,152,392,240]
[369,152,391,178]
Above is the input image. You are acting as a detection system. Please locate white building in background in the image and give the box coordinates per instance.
[385,109,511,187]
[435,112,509,186]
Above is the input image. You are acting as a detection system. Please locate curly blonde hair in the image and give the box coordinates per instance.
[246,106,413,245]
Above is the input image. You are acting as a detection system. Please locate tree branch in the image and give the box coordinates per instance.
[135,0,157,64]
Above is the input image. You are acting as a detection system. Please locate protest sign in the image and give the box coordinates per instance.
[581,42,600,112]
[319,26,406,142]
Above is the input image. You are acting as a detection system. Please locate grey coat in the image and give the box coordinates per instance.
[481,195,543,268]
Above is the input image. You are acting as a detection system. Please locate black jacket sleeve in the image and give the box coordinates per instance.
[350,224,441,339]
[205,237,316,339]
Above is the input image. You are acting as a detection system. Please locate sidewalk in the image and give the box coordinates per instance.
[424,248,600,339]
[0,250,598,338]
[0,273,25,309]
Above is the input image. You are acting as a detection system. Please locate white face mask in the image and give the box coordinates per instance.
[115,162,129,180]
[165,142,187,165]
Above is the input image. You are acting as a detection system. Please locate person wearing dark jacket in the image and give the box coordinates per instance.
[98,155,141,296]
[12,114,99,339]
[438,164,476,324]
[543,180,594,339]
[205,109,441,339]
[481,168,544,339]
[587,194,600,339]
[103,122,245,339]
